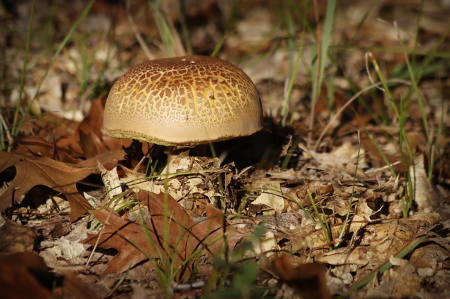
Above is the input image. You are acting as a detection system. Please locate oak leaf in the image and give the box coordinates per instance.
[82,191,240,279]
[57,98,124,157]
[0,252,53,299]
[0,151,125,221]
[14,135,80,164]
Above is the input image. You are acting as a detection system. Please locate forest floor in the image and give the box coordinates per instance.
[1,0,450,298]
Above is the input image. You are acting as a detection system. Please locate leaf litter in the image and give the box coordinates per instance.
[0,150,125,221]
[1,1,450,298]
[82,190,234,279]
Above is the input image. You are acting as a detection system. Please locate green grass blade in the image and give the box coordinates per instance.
[13,0,97,137]
[368,53,400,119]
[210,35,227,58]
[411,0,425,65]
[395,23,429,142]
[178,0,193,55]
[148,0,176,57]
[398,98,413,217]
[307,189,331,250]
[280,28,305,124]
[311,0,336,109]
[12,0,36,139]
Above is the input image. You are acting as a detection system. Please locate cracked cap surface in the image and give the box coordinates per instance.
[103,55,263,146]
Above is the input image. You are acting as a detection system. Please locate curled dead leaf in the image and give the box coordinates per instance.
[0,151,125,221]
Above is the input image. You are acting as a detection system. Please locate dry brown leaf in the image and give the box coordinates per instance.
[77,97,127,155]
[360,135,418,173]
[55,136,84,156]
[55,271,101,299]
[76,98,109,158]
[0,252,53,299]
[14,135,81,164]
[0,252,100,299]
[0,217,34,253]
[120,165,159,193]
[82,190,241,280]
[78,128,108,159]
[410,243,450,270]
[19,113,79,142]
[0,151,125,221]
[252,181,284,214]
[56,98,126,157]
[272,254,332,299]
[284,216,368,253]
[317,212,440,280]
[372,257,420,297]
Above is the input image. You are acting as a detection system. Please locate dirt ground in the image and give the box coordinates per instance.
[1,0,450,298]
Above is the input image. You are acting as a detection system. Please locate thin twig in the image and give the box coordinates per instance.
[134,154,147,172]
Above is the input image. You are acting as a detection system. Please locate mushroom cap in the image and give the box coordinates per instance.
[103,55,263,146]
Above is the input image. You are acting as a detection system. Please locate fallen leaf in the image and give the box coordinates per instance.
[77,98,104,142]
[82,190,238,280]
[120,165,160,194]
[370,256,420,297]
[410,243,450,270]
[13,135,81,164]
[251,181,284,214]
[0,252,100,299]
[76,98,109,158]
[0,217,34,253]
[317,212,440,281]
[272,254,332,299]
[0,151,125,221]
[55,271,101,299]
[19,113,79,142]
[0,252,53,299]
[56,97,125,157]
[78,127,108,159]
[77,97,127,155]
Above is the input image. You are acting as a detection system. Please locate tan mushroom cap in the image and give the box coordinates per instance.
[103,55,263,146]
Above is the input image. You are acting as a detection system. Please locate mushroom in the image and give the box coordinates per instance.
[103,55,263,150]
